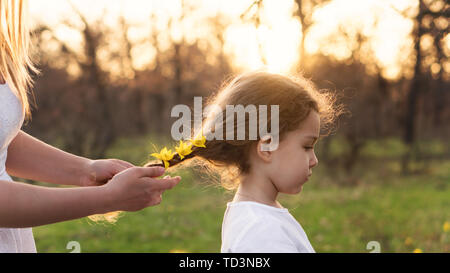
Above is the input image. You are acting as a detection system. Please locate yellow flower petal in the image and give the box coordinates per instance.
[151,147,176,165]
[443,221,450,233]
[191,135,206,148]
[169,249,188,253]
[163,160,170,169]
[151,153,162,160]
[175,140,193,160]
[413,248,422,253]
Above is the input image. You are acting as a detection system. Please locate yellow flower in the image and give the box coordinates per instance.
[443,221,450,233]
[413,248,422,253]
[175,140,193,160]
[151,147,176,169]
[191,134,206,148]
[169,249,188,253]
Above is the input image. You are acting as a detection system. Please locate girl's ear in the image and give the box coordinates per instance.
[255,135,273,163]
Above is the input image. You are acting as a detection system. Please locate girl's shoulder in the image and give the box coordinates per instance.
[222,203,300,252]
[224,201,291,231]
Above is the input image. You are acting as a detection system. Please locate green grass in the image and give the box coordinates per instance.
[32,135,450,253]
[281,171,449,252]
[34,169,232,253]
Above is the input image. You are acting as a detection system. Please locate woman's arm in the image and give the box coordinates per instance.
[6,131,133,186]
[0,166,181,228]
[0,178,110,228]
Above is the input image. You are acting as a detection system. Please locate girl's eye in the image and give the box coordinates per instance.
[304,146,313,150]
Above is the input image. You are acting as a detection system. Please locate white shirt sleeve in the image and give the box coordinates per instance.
[230,217,299,253]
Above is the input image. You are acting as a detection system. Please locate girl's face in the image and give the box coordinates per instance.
[267,110,320,194]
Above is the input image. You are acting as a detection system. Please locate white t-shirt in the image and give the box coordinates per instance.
[0,83,36,253]
[221,201,315,253]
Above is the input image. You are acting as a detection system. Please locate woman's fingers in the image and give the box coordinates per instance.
[141,176,181,191]
[112,159,135,169]
[141,176,180,207]
[111,162,129,174]
[105,166,180,212]
[120,166,166,179]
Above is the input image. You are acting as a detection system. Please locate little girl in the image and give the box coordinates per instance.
[147,71,338,252]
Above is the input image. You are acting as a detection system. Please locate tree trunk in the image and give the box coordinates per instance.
[402,0,425,173]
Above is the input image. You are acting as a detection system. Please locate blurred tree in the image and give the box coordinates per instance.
[240,0,267,66]
[303,17,399,180]
[396,0,449,172]
[28,5,118,158]
[299,0,449,179]
[61,7,115,158]
[293,0,331,70]
[27,0,233,158]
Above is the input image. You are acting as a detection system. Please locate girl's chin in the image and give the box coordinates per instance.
[280,181,306,194]
[296,179,310,193]
[292,185,303,194]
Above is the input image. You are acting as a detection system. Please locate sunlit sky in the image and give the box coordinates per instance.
[28,0,422,79]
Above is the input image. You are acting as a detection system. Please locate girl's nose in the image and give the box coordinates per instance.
[310,152,318,168]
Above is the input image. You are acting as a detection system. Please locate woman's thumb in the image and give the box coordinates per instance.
[126,166,165,178]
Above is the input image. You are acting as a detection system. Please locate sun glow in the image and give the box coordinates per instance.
[29,0,417,78]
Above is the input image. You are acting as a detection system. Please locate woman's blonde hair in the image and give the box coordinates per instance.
[0,0,37,119]
[146,71,340,190]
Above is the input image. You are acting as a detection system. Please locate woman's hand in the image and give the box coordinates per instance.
[80,159,135,187]
[102,166,181,212]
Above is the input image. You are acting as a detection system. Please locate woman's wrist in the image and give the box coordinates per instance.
[92,184,114,214]
[78,158,96,187]
[80,184,116,216]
